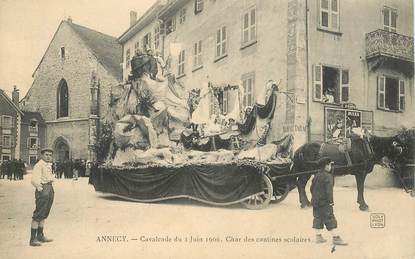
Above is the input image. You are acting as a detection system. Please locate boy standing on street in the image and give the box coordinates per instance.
[29,148,55,246]
[311,156,348,246]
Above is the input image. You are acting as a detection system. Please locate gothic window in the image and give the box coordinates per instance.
[57,79,69,118]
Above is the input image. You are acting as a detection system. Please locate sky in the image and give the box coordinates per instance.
[0,0,156,99]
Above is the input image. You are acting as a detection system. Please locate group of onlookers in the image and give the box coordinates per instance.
[0,159,26,180]
[52,159,87,180]
[0,158,90,181]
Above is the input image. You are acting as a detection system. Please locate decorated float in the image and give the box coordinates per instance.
[89,51,297,209]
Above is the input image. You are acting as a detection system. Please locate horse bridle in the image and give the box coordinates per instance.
[366,135,404,167]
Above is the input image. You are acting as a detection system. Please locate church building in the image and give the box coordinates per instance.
[21,18,122,162]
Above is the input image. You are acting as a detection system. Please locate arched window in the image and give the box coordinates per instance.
[57,79,69,118]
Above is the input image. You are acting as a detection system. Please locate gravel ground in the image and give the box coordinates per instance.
[0,170,414,259]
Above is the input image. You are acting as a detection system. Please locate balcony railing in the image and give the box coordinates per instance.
[366,29,414,62]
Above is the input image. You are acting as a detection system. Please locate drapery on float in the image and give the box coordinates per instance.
[89,50,297,209]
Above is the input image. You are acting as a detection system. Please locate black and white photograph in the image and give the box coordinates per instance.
[0,0,414,258]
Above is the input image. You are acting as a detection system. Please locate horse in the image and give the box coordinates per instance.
[391,128,415,195]
[292,130,404,211]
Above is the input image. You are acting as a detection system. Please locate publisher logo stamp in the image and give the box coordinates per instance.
[370,213,385,228]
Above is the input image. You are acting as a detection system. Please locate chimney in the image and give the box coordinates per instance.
[67,16,72,23]
[130,11,138,27]
[12,85,19,106]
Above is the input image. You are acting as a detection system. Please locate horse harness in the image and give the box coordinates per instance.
[318,139,353,166]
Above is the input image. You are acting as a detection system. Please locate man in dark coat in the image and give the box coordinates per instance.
[0,161,4,179]
[311,157,347,245]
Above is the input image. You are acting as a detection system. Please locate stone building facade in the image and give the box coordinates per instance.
[19,111,47,165]
[0,88,22,161]
[119,0,414,147]
[21,18,122,162]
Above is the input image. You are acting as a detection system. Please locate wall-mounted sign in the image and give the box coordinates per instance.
[324,106,373,143]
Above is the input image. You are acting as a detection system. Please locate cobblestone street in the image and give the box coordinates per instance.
[0,171,414,259]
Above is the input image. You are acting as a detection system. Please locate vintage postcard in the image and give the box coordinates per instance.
[0,0,414,258]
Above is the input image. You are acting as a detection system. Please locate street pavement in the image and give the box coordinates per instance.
[0,172,414,259]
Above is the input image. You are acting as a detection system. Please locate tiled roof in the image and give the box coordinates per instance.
[0,88,23,115]
[68,22,123,81]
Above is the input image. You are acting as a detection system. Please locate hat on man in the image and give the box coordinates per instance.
[317,156,333,167]
[40,148,54,154]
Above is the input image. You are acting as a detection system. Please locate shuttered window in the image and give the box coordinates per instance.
[377,76,404,112]
[242,73,255,107]
[178,50,186,76]
[215,26,227,58]
[319,0,340,32]
[383,7,397,32]
[242,6,256,46]
[313,65,349,103]
[193,40,203,68]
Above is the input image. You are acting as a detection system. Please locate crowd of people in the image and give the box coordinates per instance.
[0,158,89,181]
[52,159,87,180]
[0,159,26,180]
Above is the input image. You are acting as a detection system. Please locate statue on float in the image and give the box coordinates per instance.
[105,48,190,163]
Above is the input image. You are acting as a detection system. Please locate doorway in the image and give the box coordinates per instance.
[54,138,70,162]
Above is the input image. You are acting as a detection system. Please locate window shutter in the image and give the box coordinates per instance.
[148,32,152,49]
[160,23,165,35]
[399,80,405,111]
[313,65,323,101]
[341,70,349,102]
[391,10,397,32]
[222,26,227,55]
[209,88,214,117]
[383,8,389,30]
[172,17,176,31]
[11,117,15,128]
[223,89,228,114]
[330,0,339,30]
[193,42,197,67]
[26,138,29,148]
[378,76,385,109]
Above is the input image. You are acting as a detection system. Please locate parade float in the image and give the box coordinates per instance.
[88,50,414,209]
[88,50,297,209]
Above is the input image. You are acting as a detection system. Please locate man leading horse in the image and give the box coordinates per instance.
[292,129,404,211]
